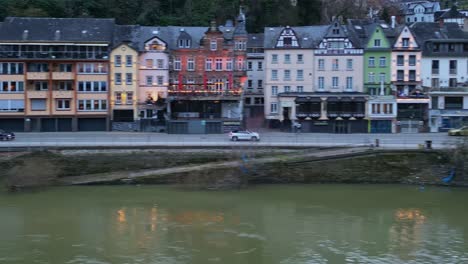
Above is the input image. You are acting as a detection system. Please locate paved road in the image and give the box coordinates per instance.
[0,132,463,149]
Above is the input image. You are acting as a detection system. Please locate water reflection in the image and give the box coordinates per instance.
[0,185,467,264]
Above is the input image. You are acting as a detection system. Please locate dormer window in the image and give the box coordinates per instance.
[276,27,299,48]
[147,38,166,51]
[210,39,217,51]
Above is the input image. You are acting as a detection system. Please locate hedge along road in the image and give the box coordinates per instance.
[0,132,462,149]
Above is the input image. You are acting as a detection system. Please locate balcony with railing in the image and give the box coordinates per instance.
[0,44,109,60]
[168,84,242,100]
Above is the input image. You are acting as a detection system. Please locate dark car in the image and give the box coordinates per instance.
[0,129,15,141]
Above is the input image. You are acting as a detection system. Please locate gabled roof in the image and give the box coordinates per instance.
[401,1,440,15]
[0,17,115,43]
[263,25,328,49]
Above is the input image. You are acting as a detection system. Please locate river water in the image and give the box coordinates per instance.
[0,185,467,264]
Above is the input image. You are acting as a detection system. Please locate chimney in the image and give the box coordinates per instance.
[391,16,396,28]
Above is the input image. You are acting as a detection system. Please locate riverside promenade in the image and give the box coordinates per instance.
[0,132,461,149]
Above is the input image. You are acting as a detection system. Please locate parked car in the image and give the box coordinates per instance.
[229,130,260,141]
[0,129,15,141]
[448,126,468,136]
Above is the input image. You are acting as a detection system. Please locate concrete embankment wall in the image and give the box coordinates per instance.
[0,148,466,190]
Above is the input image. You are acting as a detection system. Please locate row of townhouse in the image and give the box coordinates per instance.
[0,11,248,133]
[263,17,468,133]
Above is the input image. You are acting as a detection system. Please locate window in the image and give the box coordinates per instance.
[157,59,164,69]
[368,57,375,67]
[397,70,404,81]
[210,39,217,51]
[0,81,24,93]
[379,73,386,83]
[271,103,278,113]
[372,104,381,114]
[297,86,304,93]
[368,72,375,83]
[409,55,416,66]
[157,76,164,85]
[271,86,278,96]
[449,44,455,52]
[174,57,181,71]
[77,99,107,111]
[296,70,304,81]
[257,61,263,70]
[146,76,153,86]
[397,55,404,66]
[284,54,291,64]
[126,73,132,84]
[297,54,303,63]
[383,104,393,114]
[28,63,49,72]
[187,58,195,71]
[332,77,339,88]
[57,81,73,91]
[402,38,409,47]
[445,97,463,109]
[346,77,353,90]
[379,57,386,67]
[226,59,233,71]
[0,63,24,74]
[272,70,278,80]
[433,43,440,52]
[77,63,108,74]
[431,78,439,88]
[374,39,381,47]
[318,59,325,70]
[34,81,48,91]
[126,55,132,67]
[449,78,457,87]
[332,59,339,70]
[432,60,439,74]
[318,77,324,90]
[247,80,253,88]
[30,99,46,111]
[347,59,353,70]
[145,59,154,68]
[78,81,107,92]
[258,80,263,89]
[115,73,122,84]
[247,61,253,70]
[284,86,291,92]
[205,59,212,71]
[272,54,278,64]
[59,64,72,72]
[283,37,292,46]
[115,55,121,67]
[215,59,223,71]
[237,59,244,70]
[431,97,439,109]
[56,99,70,110]
[450,60,457,74]
[284,70,291,81]
[409,70,416,81]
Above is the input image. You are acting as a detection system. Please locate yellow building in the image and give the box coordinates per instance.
[110,43,139,124]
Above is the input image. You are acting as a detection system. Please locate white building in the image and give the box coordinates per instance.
[401,1,441,23]
[415,22,468,131]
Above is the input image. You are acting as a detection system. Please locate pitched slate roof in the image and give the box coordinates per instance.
[410,22,468,45]
[263,25,329,49]
[401,1,440,15]
[437,6,467,19]
[347,19,398,48]
[0,17,115,43]
[247,33,264,48]
[112,25,140,49]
